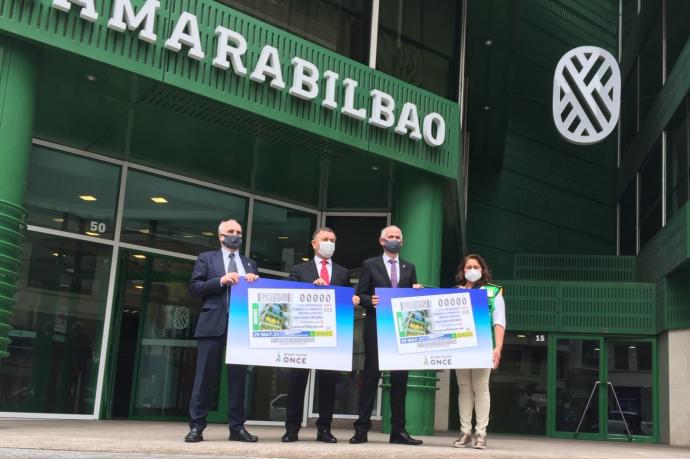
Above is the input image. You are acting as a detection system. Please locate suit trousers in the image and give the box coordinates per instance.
[285,368,337,433]
[189,335,247,432]
[354,320,408,434]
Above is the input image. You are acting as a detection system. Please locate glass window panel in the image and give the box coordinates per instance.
[324,216,388,273]
[249,202,317,272]
[25,146,120,239]
[377,0,461,99]
[607,341,654,437]
[0,232,112,414]
[555,339,601,433]
[639,141,662,248]
[665,0,690,75]
[620,61,638,159]
[488,332,548,435]
[638,6,662,125]
[327,154,390,210]
[621,0,638,45]
[245,366,292,421]
[117,254,201,418]
[121,170,247,256]
[666,97,690,220]
[218,0,372,64]
[619,180,637,255]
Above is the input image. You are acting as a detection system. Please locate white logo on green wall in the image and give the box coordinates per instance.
[553,46,620,145]
[51,0,447,148]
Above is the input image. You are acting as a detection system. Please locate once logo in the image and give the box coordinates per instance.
[552,46,620,145]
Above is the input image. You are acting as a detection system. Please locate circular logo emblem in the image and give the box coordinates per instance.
[553,46,621,145]
[173,306,190,330]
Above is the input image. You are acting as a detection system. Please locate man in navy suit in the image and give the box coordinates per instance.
[185,219,260,443]
[350,225,424,446]
[281,227,360,444]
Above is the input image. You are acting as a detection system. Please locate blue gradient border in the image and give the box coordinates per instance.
[376,288,493,370]
[226,278,355,370]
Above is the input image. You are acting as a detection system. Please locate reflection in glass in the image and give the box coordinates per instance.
[0,233,112,414]
[377,0,461,99]
[324,216,388,273]
[115,254,202,418]
[665,98,690,221]
[555,339,600,433]
[218,0,372,64]
[25,146,120,239]
[607,341,653,437]
[639,141,662,248]
[489,332,547,435]
[250,202,317,272]
[121,170,247,255]
[245,366,292,421]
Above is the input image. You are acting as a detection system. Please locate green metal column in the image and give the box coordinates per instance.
[395,167,444,287]
[0,37,37,358]
[381,166,444,435]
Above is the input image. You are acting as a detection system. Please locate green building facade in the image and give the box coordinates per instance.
[0,0,689,447]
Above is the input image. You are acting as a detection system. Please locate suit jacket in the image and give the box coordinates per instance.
[189,249,258,338]
[356,255,417,335]
[288,259,350,287]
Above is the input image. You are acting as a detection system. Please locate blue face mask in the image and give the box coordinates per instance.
[221,234,242,250]
[383,239,401,253]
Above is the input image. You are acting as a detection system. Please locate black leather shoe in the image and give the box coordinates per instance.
[316,430,337,443]
[349,432,368,444]
[229,427,258,442]
[390,431,423,445]
[281,431,298,442]
[184,427,203,443]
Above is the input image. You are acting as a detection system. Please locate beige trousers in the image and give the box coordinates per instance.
[455,368,491,436]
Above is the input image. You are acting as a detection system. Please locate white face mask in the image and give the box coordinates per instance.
[464,268,482,283]
[317,241,335,259]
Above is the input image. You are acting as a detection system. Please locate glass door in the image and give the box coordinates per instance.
[549,335,605,439]
[548,335,658,442]
[605,338,656,441]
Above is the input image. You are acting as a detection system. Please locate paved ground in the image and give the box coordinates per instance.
[0,421,689,458]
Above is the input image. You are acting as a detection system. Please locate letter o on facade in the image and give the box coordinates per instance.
[422,112,445,147]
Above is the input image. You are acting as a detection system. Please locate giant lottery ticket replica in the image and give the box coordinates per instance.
[375,288,493,370]
[226,278,355,370]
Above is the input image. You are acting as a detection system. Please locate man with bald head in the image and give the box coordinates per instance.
[185,219,260,443]
[350,225,423,445]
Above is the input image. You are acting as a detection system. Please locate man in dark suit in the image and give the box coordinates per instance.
[281,227,360,443]
[185,219,260,443]
[350,225,423,445]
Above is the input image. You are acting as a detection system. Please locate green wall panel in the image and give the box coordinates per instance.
[514,254,636,282]
[499,280,656,335]
[0,0,459,178]
[636,203,690,282]
[661,271,690,330]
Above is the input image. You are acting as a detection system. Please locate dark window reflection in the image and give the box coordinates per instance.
[665,97,690,220]
[377,0,461,100]
[0,233,111,414]
[121,170,248,256]
[555,339,600,433]
[249,201,317,272]
[25,146,120,239]
[639,141,662,248]
[619,179,637,255]
[638,5,661,125]
[665,0,690,76]
[489,332,548,435]
[607,342,654,436]
[218,0,372,64]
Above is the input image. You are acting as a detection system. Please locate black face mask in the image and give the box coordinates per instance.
[382,239,401,253]
[221,234,242,250]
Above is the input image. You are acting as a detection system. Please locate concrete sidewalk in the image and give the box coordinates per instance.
[0,421,689,459]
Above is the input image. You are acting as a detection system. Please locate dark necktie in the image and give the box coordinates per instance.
[228,252,238,273]
[389,259,398,288]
